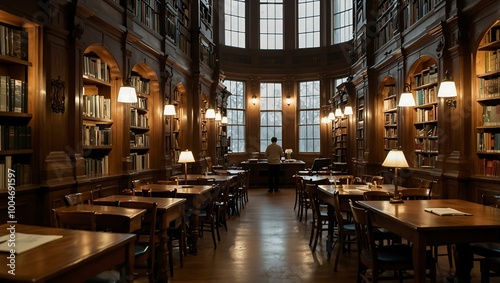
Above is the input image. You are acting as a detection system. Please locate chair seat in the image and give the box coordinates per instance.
[472,242,500,258]
[343,223,355,232]
[135,243,149,257]
[375,244,413,263]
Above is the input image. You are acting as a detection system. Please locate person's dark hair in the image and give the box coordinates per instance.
[271,137,277,143]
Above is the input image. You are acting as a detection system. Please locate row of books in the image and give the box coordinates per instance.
[384,128,397,138]
[485,26,500,44]
[0,23,28,60]
[415,86,437,106]
[384,113,397,125]
[130,109,149,128]
[415,105,438,123]
[484,50,499,73]
[133,0,161,33]
[0,76,27,113]
[479,77,499,98]
[477,132,500,152]
[131,152,150,171]
[415,138,438,152]
[83,125,112,146]
[83,54,110,83]
[415,154,437,168]
[414,65,438,87]
[0,126,31,150]
[0,157,31,189]
[130,74,151,95]
[416,125,437,137]
[84,156,109,178]
[482,159,500,177]
[82,94,112,120]
[383,96,397,111]
[131,97,148,111]
[130,133,150,147]
[384,139,397,150]
[482,105,500,126]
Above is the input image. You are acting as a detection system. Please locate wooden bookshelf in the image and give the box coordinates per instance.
[382,82,397,151]
[0,14,37,189]
[476,22,500,177]
[129,69,151,172]
[411,58,439,168]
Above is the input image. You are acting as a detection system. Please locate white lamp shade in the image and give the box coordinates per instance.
[215,112,222,121]
[178,150,195,163]
[164,104,176,115]
[285,149,293,154]
[437,81,458,98]
[344,106,353,115]
[335,108,343,117]
[382,149,409,168]
[286,97,291,105]
[328,111,335,120]
[221,116,228,124]
[206,108,215,119]
[117,85,138,103]
[399,92,416,107]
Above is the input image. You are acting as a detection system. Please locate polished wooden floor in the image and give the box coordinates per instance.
[138,188,496,283]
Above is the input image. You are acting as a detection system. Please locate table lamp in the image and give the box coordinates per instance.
[178,149,195,187]
[382,149,409,203]
[285,149,293,160]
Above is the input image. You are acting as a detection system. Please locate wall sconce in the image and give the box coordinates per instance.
[321,115,330,124]
[221,116,228,124]
[438,70,457,108]
[399,83,416,107]
[251,95,258,105]
[164,104,176,115]
[286,96,291,106]
[206,108,215,119]
[344,106,353,115]
[328,111,335,120]
[117,77,138,103]
[215,111,222,121]
[335,108,343,117]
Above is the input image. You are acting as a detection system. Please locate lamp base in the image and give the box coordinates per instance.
[389,197,404,203]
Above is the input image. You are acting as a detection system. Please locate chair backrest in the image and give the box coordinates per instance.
[371,176,384,185]
[400,188,431,200]
[55,210,97,231]
[482,194,500,208]
[132,178,147,190]
[154,188,177,198]
[349,200,377,263]
[93,200,120,206]
[157,180,178,185]
[197,177,215,185]
[337,175,354,185]
[305,184,321,220]
[205,156,213,173]
[142,188,152,197]
[363,191,391,200]
[333,190,349,227]
[92,184,103,199]
[64,191,93,206]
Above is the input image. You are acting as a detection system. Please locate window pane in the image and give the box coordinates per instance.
[226,80,246,153]
[260,0,283,50]
[298,0,320,48]
[224,0,246,48]
[332,0,353,44]
[298,80,320,153]
[260,82,283,151]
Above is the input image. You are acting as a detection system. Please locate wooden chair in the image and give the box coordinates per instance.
[237,170,250,208]
[64,191,94,206]
[199,185,220,249]
[155,188,177,198]
[119,201,158,283]
[349,200,436,283]
[481,256,500,283]
[54,210,97,231]
[400,188,431,200]
[371,175,384,185]
[305,183,329,252]
[298,178,311,222]
[131,178,147,193]
[336,175,354,185]
[293,175,302,212]
[331,190,357,271]
[472,194,500,265]
[215,183,230,232]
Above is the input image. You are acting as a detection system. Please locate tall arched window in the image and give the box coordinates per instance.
[224,0,246,48]
[333,0,353,44]
[298,80,320,152]
[298,0,320,48]
[260,83,283,151]
[226,80,246,152]
[260,0,284,50]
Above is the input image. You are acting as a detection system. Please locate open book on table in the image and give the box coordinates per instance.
[424,207,472,216]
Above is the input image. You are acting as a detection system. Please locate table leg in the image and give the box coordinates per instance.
[156,224,169,282]
[189,213,200,254]
[454,243,473,283]
[124,241,135,283]
[412,241,428,283]
[326,203,335,259]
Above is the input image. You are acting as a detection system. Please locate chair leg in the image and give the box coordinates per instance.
[211,220,217,249]
[334,236,343,271]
